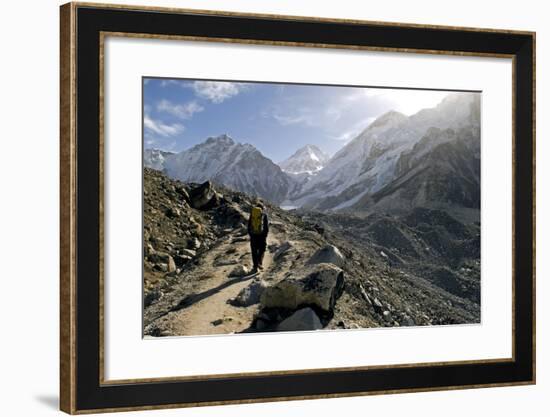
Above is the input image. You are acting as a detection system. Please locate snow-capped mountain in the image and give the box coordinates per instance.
[143,148,174,171]
[278,144,330,174]
[145,93,480,214]
[163,134,293,204]
[351,125,481,214]
[284,93,480,212]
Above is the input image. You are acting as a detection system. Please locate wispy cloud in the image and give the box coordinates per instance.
[156,99,204,120]
[159,79,188,88]
[272,113,312,126]
[268,90,351,128]
[152,79,248,103]
[265,104,317,127]
[144,132,159,148]
[144,132,177,152]
[192,81,245,103]
[325,106,343,122]
[144,115,185,137]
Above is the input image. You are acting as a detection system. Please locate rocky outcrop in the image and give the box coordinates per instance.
[260,263,344,315]
[188,181,220,210]
[307,244,345,268]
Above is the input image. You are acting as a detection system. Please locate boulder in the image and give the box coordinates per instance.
[144,243,155,257]
[187,237,201,250]
[174,254,192,268]
[255,319,268,331]
[216,202,248,227]
[359,283,372,305]
[260,263,344,314]
[147,251,176,272]
[229,280,268,307]
[174,184,190,203]
[307,244,345,268]
[180,248,196,258]
[144,290,162,307]
[228,264,250,277]
[372,297,384,314]
[273,241,293,261]
[166,206,181,218]
[189,181,220,210]
[154,263,168,272]
[166,256,176,273]
[400,314,415,327]
[276,308,323,332]
[164,268,179,277]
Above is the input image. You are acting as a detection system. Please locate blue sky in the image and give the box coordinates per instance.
[143,78,453,162]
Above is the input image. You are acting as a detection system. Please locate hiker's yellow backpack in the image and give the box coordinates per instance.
[250,206,263,235]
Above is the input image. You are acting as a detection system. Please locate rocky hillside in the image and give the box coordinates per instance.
[143,168,480,337]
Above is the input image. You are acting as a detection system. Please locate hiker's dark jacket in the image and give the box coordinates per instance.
[247,212,269,240]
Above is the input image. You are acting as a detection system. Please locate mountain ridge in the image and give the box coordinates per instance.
[284,93,480,212]
[144,148,175,171]
[278,144,330,174]
[143,92,480,216]
[163,134,292,205]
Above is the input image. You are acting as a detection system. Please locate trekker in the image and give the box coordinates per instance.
[247,202,269,272]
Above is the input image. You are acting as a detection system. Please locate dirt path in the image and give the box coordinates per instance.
[163,232,280,336]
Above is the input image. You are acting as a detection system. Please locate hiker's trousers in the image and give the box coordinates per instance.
[250,235,267,268]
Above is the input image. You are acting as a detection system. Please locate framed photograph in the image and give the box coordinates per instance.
[60,2,536,414]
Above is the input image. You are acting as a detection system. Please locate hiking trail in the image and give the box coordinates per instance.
[150,229,282,336]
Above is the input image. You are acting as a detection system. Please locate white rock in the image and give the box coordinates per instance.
[229,280,268,307]
[307,245,345,267]
[277,308,323,332]
[228,264,250,277]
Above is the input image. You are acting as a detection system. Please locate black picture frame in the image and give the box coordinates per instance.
[60,2,535,414]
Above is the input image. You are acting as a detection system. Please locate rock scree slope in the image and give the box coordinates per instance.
[143,168,480,337]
